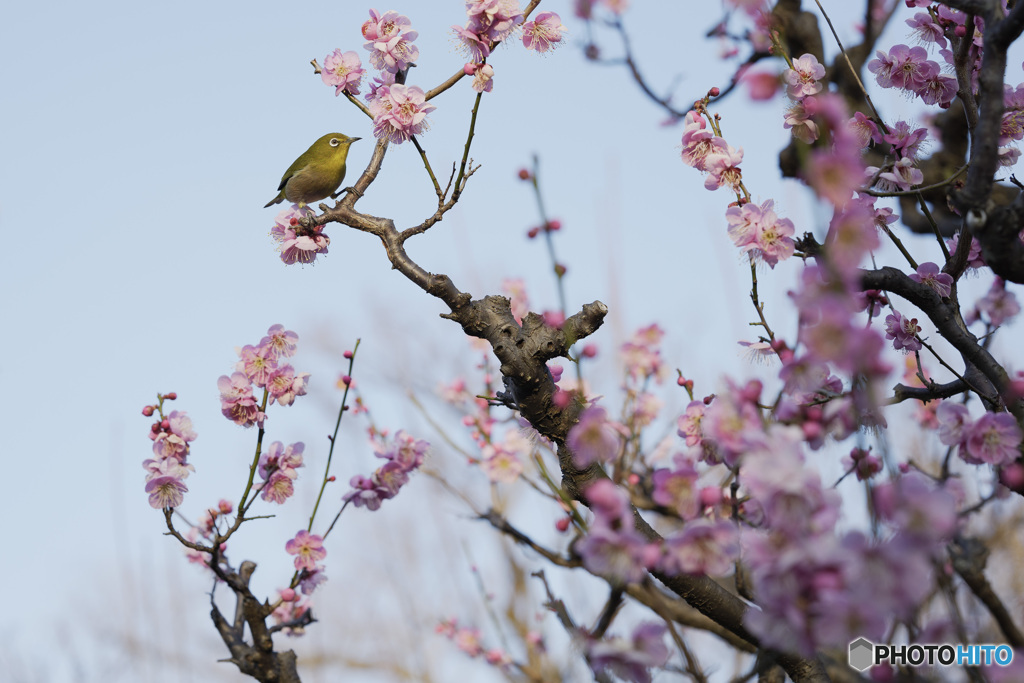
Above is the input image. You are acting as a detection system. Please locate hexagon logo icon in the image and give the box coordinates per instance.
[848,637,874,672]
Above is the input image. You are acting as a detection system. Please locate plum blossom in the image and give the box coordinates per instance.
[321,49,364,96]
[884,309,922,352]
[784,53,825,99]
[370,83,436,144]
[586,623,669,683]
[362,9,419,73]
[217,372,261,427]
[909,262,953,297]
[976,277,1021,326]
[522,12,566,53]
[725,199,795,267]
[964,412,1023,466]
[658,520,738,575]
[285,530,326,571]
[703,144,744,191]
[567,405,622,467]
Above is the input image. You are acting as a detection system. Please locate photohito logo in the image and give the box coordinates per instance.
[848,637,1014,671]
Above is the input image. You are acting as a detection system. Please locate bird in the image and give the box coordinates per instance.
[264,133,361,208]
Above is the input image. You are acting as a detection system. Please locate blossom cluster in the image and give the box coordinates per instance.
[343,430,428,510]
[270,205,331,265]
[452,0,524,62]
[436,618,515,671]
[937,402,1024,467]
[680,109,797,268]
[217,324,309,428]
[257,441,305,504]
[321,9,434,145]
[142,398,197,509]
[584,622,669,683]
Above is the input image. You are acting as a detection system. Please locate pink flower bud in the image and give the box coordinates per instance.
[518,168,532,180]
[627,473,639,485]
[340,375,352,386]
[699,486,723,507]
[1000,463,1024,491]
[581,344,598,358]
[527,226,540,238]
[555,517,570,532]
[954,24,967,37]
[552,390,572,408]
[327,475,336,482]
[343,350,353,359]
[463,62,477,75]
[142,405,155,417]
[165,392,177,400]
[280,588,297,602]
[218,499,233,514]
[546,219,561,231]
[709,86,721,97]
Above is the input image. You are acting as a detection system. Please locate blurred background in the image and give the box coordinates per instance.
[2,1,1021,680]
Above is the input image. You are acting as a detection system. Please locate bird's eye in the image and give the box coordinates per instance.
[329,138,340,147]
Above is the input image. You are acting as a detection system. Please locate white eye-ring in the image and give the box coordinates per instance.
[329,138,340,147]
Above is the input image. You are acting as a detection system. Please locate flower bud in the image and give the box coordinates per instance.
[142,405,155,417]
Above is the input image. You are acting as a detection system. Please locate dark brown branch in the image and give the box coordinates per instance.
[950,536,1024,649]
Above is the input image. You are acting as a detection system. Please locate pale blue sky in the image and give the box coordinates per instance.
[2,2,1020,681]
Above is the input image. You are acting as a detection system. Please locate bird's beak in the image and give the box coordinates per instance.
[352,137,362,142]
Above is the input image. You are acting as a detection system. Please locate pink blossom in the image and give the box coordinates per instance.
[522,12,566,53]
[362,10,419,73]
[145,476,188,509]
[452,25,491,61]
[825,201,880,275]
[587,623,669,683]
[321,49,364,96]
[725,199,795,267]
[884,309,922,352]
[260,324,299,359]
[680,111,725,171]
[454,628,483,657]
[977,277,1021,326]
[267,364,310,406]
[936,401,972,447]
[285,530,326,571]
[261,471,295,504]
[784,53,825,99]
[677,400,705,447]
[804,145,865,207]
[868,44,932,91]
[371,83,436,144]
[659,520,738,575]
[469,63,494,93]
[237,343,277,387]
[217,372,261,427]
[651,462,699,518]
[465,0,524,43]
[870,157,924,192]
[965,412,1023,466]
[847,112,880,148]
[567,406,622,467]
[783,99,819,143]
[906,11,947,48]
[480,444,523,483]
[703,143,744,191]
[945,234,985,270]
[344,474,387,510]
[298,565,328,595]
[277,224,331,265]
[909,262,953,297]
[742,68,781,100]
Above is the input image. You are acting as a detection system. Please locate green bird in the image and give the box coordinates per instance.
[264,133,361,208]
